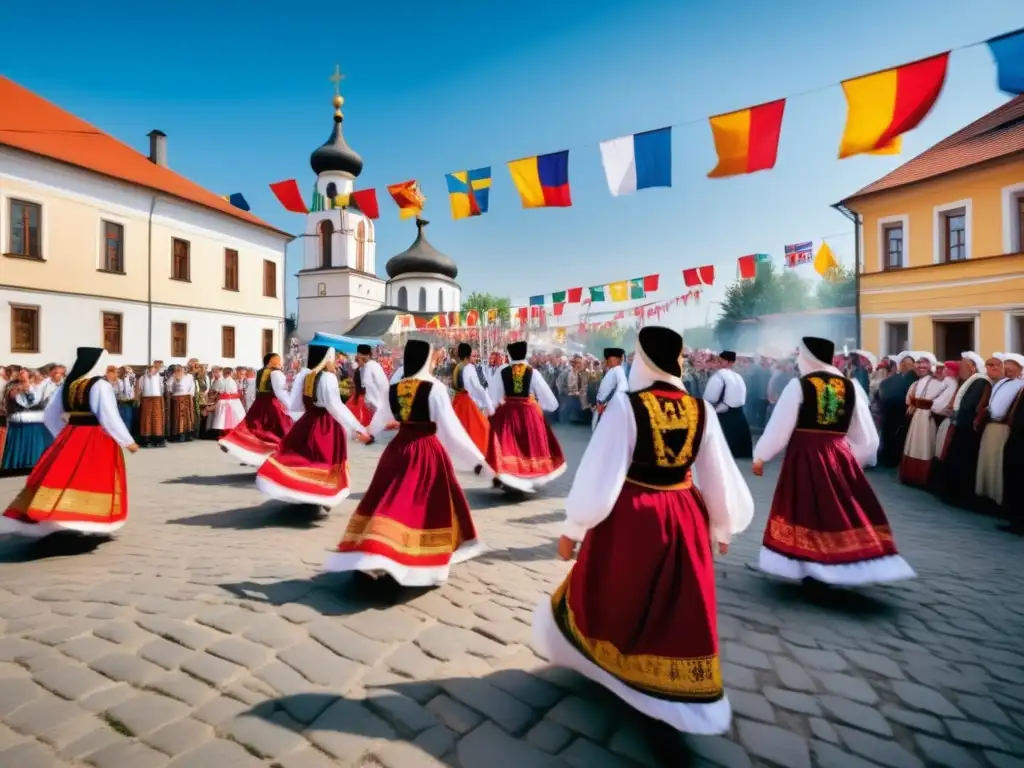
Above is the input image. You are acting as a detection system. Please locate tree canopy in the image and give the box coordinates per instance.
[717,262,855,326]
[463,292,511,322]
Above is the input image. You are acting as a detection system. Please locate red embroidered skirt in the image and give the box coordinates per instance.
[551,479,723,703]
[763,430,898,565]
[4,425,127,530]
[334,423,479,569]
[487,398,565,478]
[220,395,294,462]
[346,393,373,427]
[452,392,490,456]
[256,407,349,504]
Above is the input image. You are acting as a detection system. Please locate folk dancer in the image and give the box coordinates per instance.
[898,352,953,487]
[591,348,627,432]
[450,343,493,455]
[703,351,752,458]
[114,367,136,438]
[533,327,754,735]
[326,339,489,586]
[486,341,566,493]
[937,352,991,507]
[168,365,197,443]
[1,349,137,538]
[255,346,371,511]
[207,368,246,439]
[1,371,54,471]
[977,354,1024,509]
[192,362,210,438]
[138,364,166,448]
[999,364,1024,534]
[219,353,294,467]
[753,337,915,585]
[347,344,389,427]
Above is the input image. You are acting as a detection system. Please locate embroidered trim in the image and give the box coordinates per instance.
[395,379,420,422]
[511,363,528,395]
[341,511,458,555]
[807,375,846,427]
[765,517,895,556]
[452,362,466,393]
[637,391,699,468]
[303,372,318,400]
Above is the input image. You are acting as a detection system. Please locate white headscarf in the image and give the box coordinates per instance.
[628,342,684,391]
[796,341,842,377]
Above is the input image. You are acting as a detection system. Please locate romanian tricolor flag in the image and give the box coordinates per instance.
[707,100,786,178]
[387,180,426,219]
[507,151,571,209]
[838,54,949,159]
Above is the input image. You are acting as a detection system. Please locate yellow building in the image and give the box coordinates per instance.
[839,95,1024,361]
[0,76,292,367]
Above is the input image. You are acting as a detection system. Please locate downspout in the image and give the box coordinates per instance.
[831,202,861,348]
[147,195,157,363]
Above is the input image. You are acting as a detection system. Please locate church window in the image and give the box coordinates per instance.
[263,260,277,298]
[356,221,366,272]
[171,238,190,281]
[7,199,42,259]
[319,220,334,268]
[11,305,39,353]
[102,312,123,355]
[397,286,408,309]
[171,322,188,357]
[317,282,327,297]
[101,221,124,273]
[326,182,337,199]
[418,287,427,311]
[438,288,444,313]
[224,249,239,291]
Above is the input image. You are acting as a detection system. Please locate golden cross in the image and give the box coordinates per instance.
[329,64,345,96]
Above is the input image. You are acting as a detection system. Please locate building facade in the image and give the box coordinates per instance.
[384,218,461,315]
[842,96,1024,361]
[0,76,291,368]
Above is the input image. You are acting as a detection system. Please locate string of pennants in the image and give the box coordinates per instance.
[266,27,1024,221]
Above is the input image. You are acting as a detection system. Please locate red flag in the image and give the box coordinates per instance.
[633,307,643,317]
[517,307,529,324]
[465,309,480,326]
[553,302,565,317]
[386,180,425,219]
[350,189,380,219]
[682,265,715,287]
[642,274,660,292]
[566,287,584,303]
[737,254,758,279]
[269,180,308,213]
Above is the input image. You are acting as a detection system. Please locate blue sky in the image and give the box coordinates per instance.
[3,0,1020,327]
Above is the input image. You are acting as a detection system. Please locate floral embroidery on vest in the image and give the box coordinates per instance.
[511,363,527,395]
[339,378,351,398]
[808,376,846,426]
[396,379,420,422]
[67,378,91,413]
[303,373,318,400]
[637,391,699,468]
[258,368,273,393]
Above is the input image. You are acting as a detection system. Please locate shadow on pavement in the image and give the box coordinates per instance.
[167,502,328,530]
[745,568,901,617]
[0,531,110,562]
[161,473,255,488]
[219,572,426,614]
[463,487,522,511]
[477,540,559,563]
[509,510,563,526]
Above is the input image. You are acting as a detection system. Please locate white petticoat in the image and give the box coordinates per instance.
[324,539,487,587]
[208,399,246,431]
[758,547,916,586]
[495,463,566,493]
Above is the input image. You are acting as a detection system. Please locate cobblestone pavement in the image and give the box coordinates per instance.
[0,425,1022,768]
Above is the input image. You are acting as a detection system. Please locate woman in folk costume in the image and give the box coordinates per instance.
[167,366,196,443]
[753,337,915,585]
[977,353,1024,508]
[591,348,628,432]
[486,340,565,493]
[256,345,371,510]
[929,359,960,486]
[1,368,55,472]
[937,352,991,507]
[219,353,294,467]
[206,368,246,438]
[533,327,754,735]
[450,342,493,455]
[898,352,952,487]
[346,344,386,427]
[703,352,752,458]
[325,340,489,586]
[1,348,137,538]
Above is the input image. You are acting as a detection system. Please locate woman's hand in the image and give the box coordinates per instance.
[752,459,764,477]
[557,536,576,561]
[717,541,729,556]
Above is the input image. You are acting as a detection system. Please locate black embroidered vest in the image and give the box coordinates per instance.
[256,367,274,395]
[626,383,705,489]
[64,376,101,426]
[796,373,855,433]
[501,363,533,399]
[452,362,468,393]
[302,371,327,410]
[389,379,435,433]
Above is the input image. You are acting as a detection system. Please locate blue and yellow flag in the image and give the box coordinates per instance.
[445,167,491,220]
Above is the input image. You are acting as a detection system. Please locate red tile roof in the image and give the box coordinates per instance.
[0,76,289,237]
[842,95,1024,202]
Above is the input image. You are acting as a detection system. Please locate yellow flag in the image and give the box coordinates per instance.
[608,280,629,301]
[333,193,351,208]
[814,241,839,279]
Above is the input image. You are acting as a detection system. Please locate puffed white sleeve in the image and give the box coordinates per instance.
[366,386,394,438]
[905,380,917,405]
[287,372,307,417]
[463,364,493,414]
[319,374,368,437]
[492,367,507,406]
[270,370,290,409]
[562,392,633,541]
[932,379,956,413]
[366,363,390,409]
[703,374,725,413]
[753,379,802,463]
[429,383,489,474]
[846,380,880,468]
[692,406,754,545]
[390,366,403,385]
[42,385,66,439]
[185,376,196,396]
[593,370,616,404]
[530,371,559,412]
[90,380,135,447]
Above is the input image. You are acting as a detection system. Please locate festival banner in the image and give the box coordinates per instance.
[598,128,672,196]
[707,100,786,178]
[988,28,1024,95]
[784,241,813,267]
[507,151,572,208]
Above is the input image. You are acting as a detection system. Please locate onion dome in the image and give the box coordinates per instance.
[309,95,363,178]
[385,219,458,280]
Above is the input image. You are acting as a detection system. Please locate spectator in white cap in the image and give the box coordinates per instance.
[899,352,950,488]
[937,352,992,506]
[976,353,1023,510]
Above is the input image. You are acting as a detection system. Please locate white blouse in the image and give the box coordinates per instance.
[491,362,559,412]
[43,380,134,448]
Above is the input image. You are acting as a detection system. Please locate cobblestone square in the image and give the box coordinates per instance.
[0,425,1022,767]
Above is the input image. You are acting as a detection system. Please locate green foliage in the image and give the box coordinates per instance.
[718,261,812,322]
[285,313,297,334]
[463,292,511,322]
[681,325,716,349]
[815,264,856,309]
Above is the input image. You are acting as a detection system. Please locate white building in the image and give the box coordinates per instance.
[0,75,292,368]
[384,218,461,314]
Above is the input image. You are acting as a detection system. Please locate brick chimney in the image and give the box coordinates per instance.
[147,130,167,167]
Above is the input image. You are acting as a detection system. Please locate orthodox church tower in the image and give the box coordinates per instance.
[295,74,385,341]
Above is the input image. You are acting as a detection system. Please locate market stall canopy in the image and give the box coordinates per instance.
[309,331,382,355]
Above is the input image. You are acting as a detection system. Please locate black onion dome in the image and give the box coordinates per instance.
[310,114,363,178]
[385,219,458,280]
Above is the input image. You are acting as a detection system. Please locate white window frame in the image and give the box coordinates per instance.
[1006,311,1024,354]
[876,214,909,271]
[932,199,972,264]
[1001,182,1024,255]
[880,319,912,357]
[97,213,128,273]
[2,191,48,260]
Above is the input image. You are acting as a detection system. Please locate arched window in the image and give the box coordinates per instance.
[355,221,366,272]
[418,287,427,311]
[318,219,334,268]
[438,288,444,313]
[397,286,408,309]
[325,182,337,199]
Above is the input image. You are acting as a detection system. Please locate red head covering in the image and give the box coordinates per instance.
[943,360,960,378]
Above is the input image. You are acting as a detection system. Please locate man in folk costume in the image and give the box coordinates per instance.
[347,344,389,427]
[929,359,960,489]
[753,337,915,586]
[326,340,490,586]
[703,351,752,458]
[486,340,566,493]
[999,365,1024,534]
[1,348,138,538]
[533,327,754,735]
[977,354,1024,510]
[450,343,493,455]
[876,352,918,467]
[138,363,166,448]
[937,352,991,506]
[591,348,627,432]
[219,353,294,467]
[899,352,953,487]
[256,346,371,511]
[167,365,197,443]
